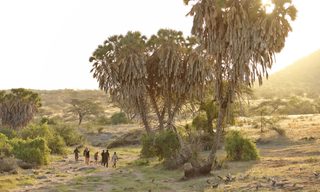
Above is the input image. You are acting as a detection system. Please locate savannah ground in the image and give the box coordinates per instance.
[1,114,320,192]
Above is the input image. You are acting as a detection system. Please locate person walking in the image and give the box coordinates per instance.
[83,147,90,165]
[105,149,110,168]
[94,151,99,164]
[74,147,80,162]
[101,150,105,166]
[111,152,118,168]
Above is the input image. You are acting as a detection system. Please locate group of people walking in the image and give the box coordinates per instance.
[73,147,118,168]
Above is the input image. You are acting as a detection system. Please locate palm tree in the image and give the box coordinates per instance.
[90,30,212,137]
[0,89,41,130]
[185,0,297,173]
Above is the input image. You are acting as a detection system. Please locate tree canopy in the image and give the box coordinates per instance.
[0,89,41,130]
[90,29,212,133]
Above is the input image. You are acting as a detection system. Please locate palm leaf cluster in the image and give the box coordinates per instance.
[90,29,212,132]
[188,0,296,101]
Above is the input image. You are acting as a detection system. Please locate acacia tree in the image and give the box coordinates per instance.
[68,99,104,125]
[185,0,297,173]
[0,88,41,130]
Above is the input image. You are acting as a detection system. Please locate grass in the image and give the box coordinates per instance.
[0,175,35,192]
[3,114,320,192]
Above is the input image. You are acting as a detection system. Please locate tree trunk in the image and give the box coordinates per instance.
[183,101,227,178]
[208,104,227,163]
[137,97,151,135]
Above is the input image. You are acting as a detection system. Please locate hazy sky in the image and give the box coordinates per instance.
[0,0,319,90]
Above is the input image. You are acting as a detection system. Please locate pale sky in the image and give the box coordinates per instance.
[0,0,319,90]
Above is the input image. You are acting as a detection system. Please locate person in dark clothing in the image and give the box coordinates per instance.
[74,147,80,161]
[104,150,110,168]
[101,150,105,166]
[83,147,90,165]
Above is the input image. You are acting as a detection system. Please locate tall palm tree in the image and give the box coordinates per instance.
[186,0,296,172]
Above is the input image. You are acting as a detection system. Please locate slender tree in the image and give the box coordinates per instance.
[68,99,104,125]
[185,0,296,173]
[0,88,41,130]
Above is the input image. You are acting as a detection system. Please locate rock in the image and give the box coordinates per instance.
[9,169,18,174]
[37,175,48,179]
[17,160,35,169]
[77,166,96,171]
[184,163,195,178]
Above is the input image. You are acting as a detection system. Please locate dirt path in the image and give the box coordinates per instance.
[12,148,119,192]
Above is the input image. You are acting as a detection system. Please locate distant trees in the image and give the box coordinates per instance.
[68,99,103,125]
[185,0,296,174]
[0,89,41,130]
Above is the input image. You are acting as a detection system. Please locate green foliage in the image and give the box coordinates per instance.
[0,127,17,139]
[68,98,104,125]
[51,124,84,146]
[141,130,180,160]
[9,137,50,165]
[133,158,150,166]
[47,134,67,154]
[40,116,58,125]
[225,130,259,161]
[0,133,12,157]
[192,113,208,132]
[18,124,67,154]
[141,134,156,158]
[110,112,129,125]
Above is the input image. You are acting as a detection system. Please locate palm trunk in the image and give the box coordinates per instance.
[208,103,227,163]
[137,97,151,134]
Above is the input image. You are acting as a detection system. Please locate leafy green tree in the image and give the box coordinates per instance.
[0,89,41,130]
[68,99,103,125]
[185,0,296,173]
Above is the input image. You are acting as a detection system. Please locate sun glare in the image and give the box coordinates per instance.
[261,0,275,14]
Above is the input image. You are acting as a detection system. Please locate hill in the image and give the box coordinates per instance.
[34,89,119,119]
[255,49,320,98]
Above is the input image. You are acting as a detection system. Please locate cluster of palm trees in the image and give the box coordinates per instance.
[90,0,297,175]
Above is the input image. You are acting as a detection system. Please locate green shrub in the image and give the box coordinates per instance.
[0,133,12,157]
[133,159,150,166]
[51,124,84,146]
[110,112,129,125]
[141,130,180,160]
[0,127,16,139]
[141,133,156,158]
[225,130,259,161]
[47,134,67,154]
[18,124,67,155]
[39,116,58,125]
[9,137,50,165]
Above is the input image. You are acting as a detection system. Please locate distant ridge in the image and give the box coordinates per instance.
[255,49,320,98]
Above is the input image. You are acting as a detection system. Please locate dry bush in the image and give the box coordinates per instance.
[0,157,18,173]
